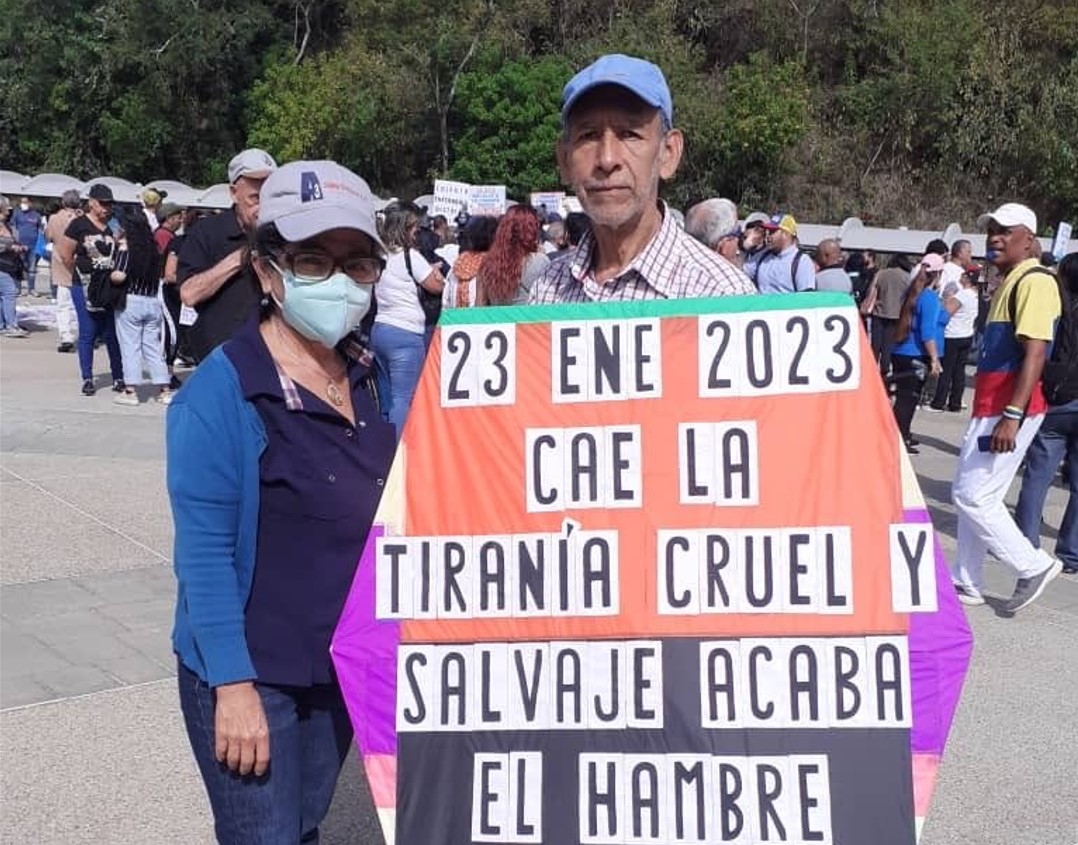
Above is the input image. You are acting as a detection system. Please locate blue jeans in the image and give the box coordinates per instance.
[0,271,17,330]
[177,661,352,845]
[370,321,427,436]
[1015,403,1078,568]
[115,294,169,385]
[21,247,38,293]
[70,283,122,382]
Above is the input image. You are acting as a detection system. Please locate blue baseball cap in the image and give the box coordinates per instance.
[561,54,673,127]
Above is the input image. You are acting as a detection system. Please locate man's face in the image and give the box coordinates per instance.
[717,235,739,261]
[557,86,683,232]
[165,212,183,232]
[743,225,765,250]
[88,198,112,224]
[817,242,842,267]
[986,221,1036,270]
[231,176,265,232]
[769,227,792,251]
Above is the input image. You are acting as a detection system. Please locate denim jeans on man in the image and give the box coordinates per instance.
[70,283,123,382]
[115,293,169,386]
[370,322,426,436]
[1015,400,1078,569]
[177,661,352,845]
[0,270,18,330]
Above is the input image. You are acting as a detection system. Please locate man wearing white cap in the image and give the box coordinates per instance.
[177,148,278,361]
[951,202,1063,612]
[530,54,753,303]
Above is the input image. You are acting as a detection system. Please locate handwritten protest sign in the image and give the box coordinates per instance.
[431,179,471,219]
[333,292,972,844]
[469,185,508,216]
[530,191,566,216]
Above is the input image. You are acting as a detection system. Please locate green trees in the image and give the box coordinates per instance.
[2,0,1075,224]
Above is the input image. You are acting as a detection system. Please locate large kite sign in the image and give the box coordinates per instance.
[332,292,972,844]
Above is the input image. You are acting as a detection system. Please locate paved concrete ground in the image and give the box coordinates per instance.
[2,304,1076,844]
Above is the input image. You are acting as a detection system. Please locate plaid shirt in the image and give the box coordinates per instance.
[529,205,756,303]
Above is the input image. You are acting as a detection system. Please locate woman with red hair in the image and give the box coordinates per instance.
[476,205,550,306]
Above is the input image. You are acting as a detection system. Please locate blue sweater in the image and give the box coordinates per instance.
[892,289,948,358]
[167,347,266,687]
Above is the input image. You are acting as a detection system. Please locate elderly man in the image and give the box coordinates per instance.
[950,203,1063,612]
[177,148,277,362]
[814,239,852,293]
[530,54,754,303]
[746,213,815,293]
[685,197,742,265]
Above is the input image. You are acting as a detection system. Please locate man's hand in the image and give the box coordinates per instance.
[929,357,942,377]
[214,681,270,777]
[990,417,1020,453]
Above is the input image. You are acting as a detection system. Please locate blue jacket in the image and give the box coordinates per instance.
[167,347,266,687]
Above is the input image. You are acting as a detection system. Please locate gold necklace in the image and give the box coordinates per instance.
[271,319,348,407]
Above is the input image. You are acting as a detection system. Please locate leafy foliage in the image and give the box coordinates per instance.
[449,56,571,195]
[2,0,1076,224]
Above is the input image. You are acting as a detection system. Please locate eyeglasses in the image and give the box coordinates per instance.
[273,251,384,285]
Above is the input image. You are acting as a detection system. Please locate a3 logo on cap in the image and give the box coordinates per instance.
[300,171,324,203]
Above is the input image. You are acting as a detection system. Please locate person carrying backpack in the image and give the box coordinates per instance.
[950,203,1064,612]
[1015,251,1078,575]
[743,213,815,293]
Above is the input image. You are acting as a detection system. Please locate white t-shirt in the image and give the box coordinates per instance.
[944,286,978,338]
[375,248,432,335]
[939,261,963,296]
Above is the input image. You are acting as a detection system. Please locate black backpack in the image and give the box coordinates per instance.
[403,247,442,327]
[1009,266,1078,405]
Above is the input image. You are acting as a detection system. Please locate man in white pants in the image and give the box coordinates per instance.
[44,190,82,352]
[951,202,1063,612]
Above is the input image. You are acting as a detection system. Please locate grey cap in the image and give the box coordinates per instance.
[744,211,770,228]
[258,160,385,253]
[227,148,278,184]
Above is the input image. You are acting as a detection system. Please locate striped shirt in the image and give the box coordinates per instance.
[529,205,756,303]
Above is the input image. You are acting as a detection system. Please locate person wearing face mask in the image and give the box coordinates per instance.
[166,160,396,844]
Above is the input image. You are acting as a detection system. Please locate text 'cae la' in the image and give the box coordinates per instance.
[678,421,759,506]
[375,526,620,621]
[526,426,642,512]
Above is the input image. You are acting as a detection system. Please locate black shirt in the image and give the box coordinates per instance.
[63,216,116,286]
[223,318,396,686]
[176,208,262,362]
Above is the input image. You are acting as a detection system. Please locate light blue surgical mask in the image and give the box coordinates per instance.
[271,263,373,349]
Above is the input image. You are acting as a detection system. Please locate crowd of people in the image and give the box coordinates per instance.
[1,50,1075,844]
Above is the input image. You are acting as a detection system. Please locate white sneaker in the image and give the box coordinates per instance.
[113,390,140,407]
[954,582,985,606]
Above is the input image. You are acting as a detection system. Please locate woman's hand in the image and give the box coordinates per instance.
[214,681,270,776]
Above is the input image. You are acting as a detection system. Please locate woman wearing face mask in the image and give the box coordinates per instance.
[166,161,396,844]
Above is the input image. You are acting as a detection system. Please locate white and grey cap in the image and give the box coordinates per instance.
[258,160,385,253]
[227,148,278,184]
